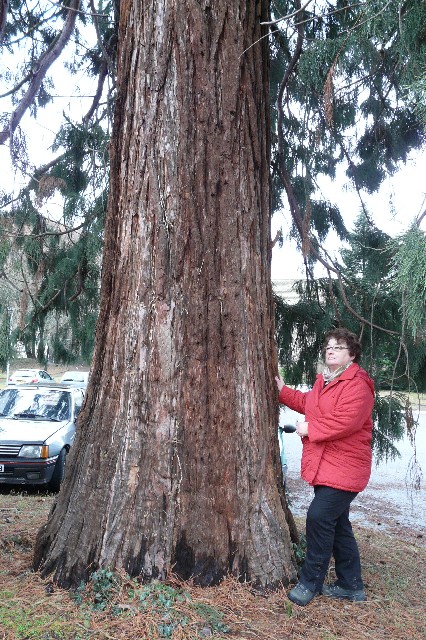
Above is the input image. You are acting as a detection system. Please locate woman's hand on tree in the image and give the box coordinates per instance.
[275,375,284,392]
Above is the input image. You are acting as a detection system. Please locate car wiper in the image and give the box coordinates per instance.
[13,412,56,420]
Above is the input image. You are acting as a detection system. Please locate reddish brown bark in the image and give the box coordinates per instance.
[34,0,298,589]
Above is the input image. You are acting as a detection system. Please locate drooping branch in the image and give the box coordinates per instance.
[275,0,304,157]
[0,71,33,99]
[335,134,372,224]
[0,0,81,145]
[89,0,115,75]
[277,156,399,336]
[2,217,93,240]
[68,264,84,302]
[327,276,342,325]
[83,60,108,124]
[272,0,403,338]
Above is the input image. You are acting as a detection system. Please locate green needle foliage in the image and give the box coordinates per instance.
[275,212,426,460]
[388,225,426,341]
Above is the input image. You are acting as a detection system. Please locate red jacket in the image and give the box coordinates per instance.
[279,364,374,492]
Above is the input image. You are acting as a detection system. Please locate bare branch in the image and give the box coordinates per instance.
[0,268,23,293]
[261,0,314,26]
[0,0,81,146]
[336,271,397,335]
[327,274,342,325]
[336,135,372,224]
[68,264,84,302]
[416,210,426,227]
[83,59,108,123]
[271,227,283,249]
[2,215,94,240]
[0,0,9,44]
[46,0,108,19]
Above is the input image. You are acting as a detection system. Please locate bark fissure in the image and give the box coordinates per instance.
[33,0,298,589]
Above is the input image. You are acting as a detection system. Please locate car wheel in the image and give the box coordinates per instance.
[48,448,67,492]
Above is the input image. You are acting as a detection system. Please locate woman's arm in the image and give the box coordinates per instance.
[276,376,308,415]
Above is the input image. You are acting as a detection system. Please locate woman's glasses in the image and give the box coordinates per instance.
[325,345,349,352]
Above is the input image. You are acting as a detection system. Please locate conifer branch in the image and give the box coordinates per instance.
[276,130,398,336]
[278,152,399,335]
[0,0,81,146]
[88,0,115,77]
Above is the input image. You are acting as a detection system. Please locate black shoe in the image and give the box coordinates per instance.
[288,582,317,606]
[321,583,366,602]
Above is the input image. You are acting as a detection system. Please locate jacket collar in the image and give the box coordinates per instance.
[317,362,360,388]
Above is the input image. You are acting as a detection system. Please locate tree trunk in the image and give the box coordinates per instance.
[34,0,298,589]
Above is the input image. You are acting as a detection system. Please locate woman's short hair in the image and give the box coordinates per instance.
[322,328,362,363]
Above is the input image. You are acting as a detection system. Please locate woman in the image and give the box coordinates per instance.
[275,328,374,606]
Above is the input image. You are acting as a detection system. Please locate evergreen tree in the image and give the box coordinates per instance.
[275,212,426,460]
[0,0,114,361]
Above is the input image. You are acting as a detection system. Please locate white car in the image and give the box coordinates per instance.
[60,371,89,386]
[8,369,54,385]
[0,382,85,491]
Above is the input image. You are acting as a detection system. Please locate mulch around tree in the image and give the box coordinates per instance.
[0,490,425,640]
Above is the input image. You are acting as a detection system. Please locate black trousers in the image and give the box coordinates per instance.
[299,485,364,593]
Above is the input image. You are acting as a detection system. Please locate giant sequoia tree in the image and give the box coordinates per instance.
[33,0,298,588]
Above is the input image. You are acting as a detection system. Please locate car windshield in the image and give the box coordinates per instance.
[0,388,71,421]
[62,373,86,382]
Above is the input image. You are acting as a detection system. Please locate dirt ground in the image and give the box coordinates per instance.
[1,364,425,638]
[0,489,425,640]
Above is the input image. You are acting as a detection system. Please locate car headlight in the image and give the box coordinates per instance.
[19,445,49,458]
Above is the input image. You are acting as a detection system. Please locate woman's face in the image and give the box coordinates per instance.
[324,337,355,372]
